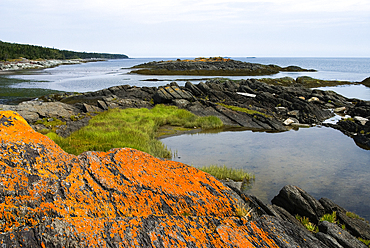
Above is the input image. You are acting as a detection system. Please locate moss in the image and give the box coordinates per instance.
[34,117,66,132]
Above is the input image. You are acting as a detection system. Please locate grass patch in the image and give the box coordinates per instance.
[346,211,367,222]
[47,105,223,158]
[197,165,255,182]
[216,103,271,118]
[235,202,252,220]
[359,238,370,247]
[320,211,338,224]
[296,215,319,233]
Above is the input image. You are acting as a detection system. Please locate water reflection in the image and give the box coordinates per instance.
[161,126,370,220]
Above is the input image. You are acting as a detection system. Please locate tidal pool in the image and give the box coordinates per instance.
[161,126,370,220]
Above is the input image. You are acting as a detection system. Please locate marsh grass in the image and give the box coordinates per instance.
[198,165,255,183]
[47,105,223,158]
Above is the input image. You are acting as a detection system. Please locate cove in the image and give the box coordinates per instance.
[161,125,370,220]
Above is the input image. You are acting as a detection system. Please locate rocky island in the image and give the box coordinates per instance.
[130,57,316,76]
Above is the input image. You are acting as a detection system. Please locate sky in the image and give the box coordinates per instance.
[1,0,369,57]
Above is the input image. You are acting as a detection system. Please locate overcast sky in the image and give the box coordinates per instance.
[1,0,369,57]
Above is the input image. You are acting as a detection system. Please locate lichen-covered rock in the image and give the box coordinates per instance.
[1,110,331,247]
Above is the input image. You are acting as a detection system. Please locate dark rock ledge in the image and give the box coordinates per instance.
[0,77,369,148]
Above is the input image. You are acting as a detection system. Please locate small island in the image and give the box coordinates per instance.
[130,57,316,76]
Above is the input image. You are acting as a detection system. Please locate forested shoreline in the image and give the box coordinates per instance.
[0,40,128,61]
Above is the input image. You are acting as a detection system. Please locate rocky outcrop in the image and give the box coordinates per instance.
[362,77,370,87]
[0,110,346,247]
[3,77,369,147]
[270,185,370,248]
[324,99,370,149]
[131,57,316,76]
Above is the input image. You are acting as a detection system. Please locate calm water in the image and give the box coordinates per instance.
[161,127,370,220]
[2,57,370,99]
[2,57,370,219]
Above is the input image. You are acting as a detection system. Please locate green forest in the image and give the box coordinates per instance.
[0,40,128,61]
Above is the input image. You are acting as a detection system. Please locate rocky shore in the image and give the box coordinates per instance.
[1,77,369,149]
[131,57,316,76]
[0,111,369,247]
[0,58,104,73]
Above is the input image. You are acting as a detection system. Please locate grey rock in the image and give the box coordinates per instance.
[256,215,329,248]
[271,185,325,224]
[316,232,344,248]
[97,100,109,110]
[318,221,367,248]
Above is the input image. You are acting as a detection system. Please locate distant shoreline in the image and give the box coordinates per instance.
[0,58,105,74]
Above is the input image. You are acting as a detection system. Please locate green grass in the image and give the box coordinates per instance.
[346,211,367,222]
[320,211,338,224]
[296,215,319,233]
[47,105,223,158]
[197,165,255,182]
[359,238,370,247]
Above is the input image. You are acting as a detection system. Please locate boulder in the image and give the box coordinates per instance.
[271,185,325,224]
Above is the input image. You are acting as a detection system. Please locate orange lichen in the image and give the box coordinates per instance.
[0,111,280,247]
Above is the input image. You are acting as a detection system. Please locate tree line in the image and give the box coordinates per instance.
[0,40,128,61]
